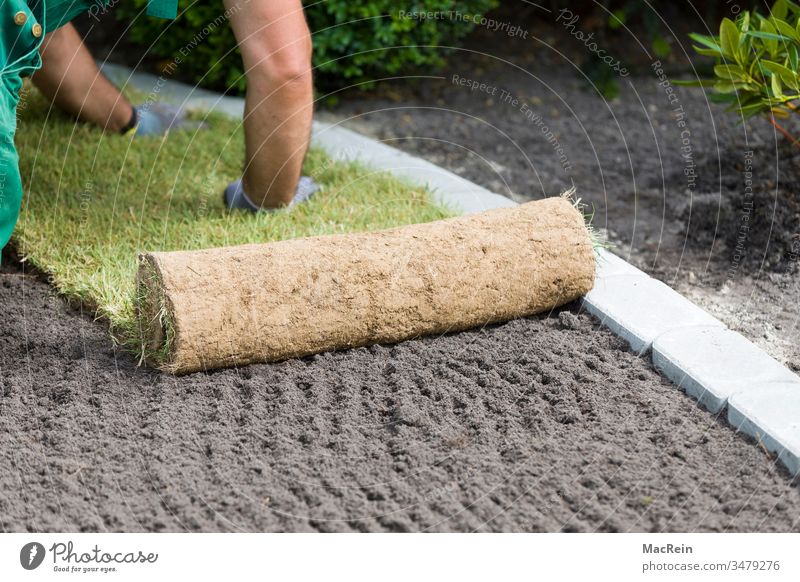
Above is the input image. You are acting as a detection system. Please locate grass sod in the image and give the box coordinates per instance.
[13,87,452,363]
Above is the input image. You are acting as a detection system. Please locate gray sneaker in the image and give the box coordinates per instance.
[224,176,319,212]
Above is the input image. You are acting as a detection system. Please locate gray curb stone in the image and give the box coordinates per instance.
[728,382,800,476]
[653,327,799,414]
[311,121,517,214]
[582,274,724,355]
[100,63,247,118]
[595,248,648,278]
[101,62,800,476]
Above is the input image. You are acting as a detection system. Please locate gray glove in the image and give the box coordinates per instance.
[224,176,319,212]
[133,103,206,137]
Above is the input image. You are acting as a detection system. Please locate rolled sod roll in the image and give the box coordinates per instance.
[136,195,596,374]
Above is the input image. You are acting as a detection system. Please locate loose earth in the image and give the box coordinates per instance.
[1,262,797,532]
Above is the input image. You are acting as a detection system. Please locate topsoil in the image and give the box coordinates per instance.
[319,21,800,370]
[1,260,798,532]
[2,5,798,532]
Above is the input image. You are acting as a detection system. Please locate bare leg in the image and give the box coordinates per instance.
[225,0,313,208]
[32,23,133,133]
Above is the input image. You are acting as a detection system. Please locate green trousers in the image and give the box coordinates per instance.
[0,0,177,250]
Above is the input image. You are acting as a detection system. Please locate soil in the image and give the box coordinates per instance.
[3,4,798,533]
[1,261,798,532]
[77,4,800,366]
[318,28,800,371]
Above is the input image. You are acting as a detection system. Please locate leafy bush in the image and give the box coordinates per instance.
[686,0,800,145]
[606,1,672,60]
[558,0,675,99]
[116,0,498,95]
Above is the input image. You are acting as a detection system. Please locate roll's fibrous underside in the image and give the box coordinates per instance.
[136,196,596,374]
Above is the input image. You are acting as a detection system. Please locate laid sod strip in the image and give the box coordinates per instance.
[139,196,596,374]
[13,87,452,360]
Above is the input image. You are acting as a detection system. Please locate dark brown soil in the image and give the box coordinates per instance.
[1,261,798,532]
[319,19,800,370]
[4,3,797,533]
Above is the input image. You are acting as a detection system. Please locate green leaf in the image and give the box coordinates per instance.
[746,30,793,41]
[739,101,771,118]
[688,32,722,52]
[772,71,785,97]
[738,11,751,33]
[771,17,800,41]
[673,78,717,87]
[720,18,742,61]
[693,46,723,57]
[763,59,800,89]
[714,64,749,80]
[748,54,765,78]
[773,0,789,20]
[708,92,738,104]
[716,80,760,93]
[760,19,780,55]
[608,9,626,30]
[785,0,800,13]
[653,36,671,58]
[714,81,739,93]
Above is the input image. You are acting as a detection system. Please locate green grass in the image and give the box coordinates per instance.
[13,86,452,359]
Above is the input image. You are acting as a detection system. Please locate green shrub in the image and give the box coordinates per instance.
[115,0,498,95]
[684,0,800,145]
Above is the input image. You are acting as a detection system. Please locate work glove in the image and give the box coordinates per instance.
[224,176,319,212]
[130,103,205,137]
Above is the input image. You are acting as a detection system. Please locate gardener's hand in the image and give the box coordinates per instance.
[224,176,319,212]
[131,103,206,137]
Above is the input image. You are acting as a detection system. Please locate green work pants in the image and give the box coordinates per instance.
[1,0,176,250]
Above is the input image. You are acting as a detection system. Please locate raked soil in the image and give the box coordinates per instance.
[320,31,800,372]
[1,261,798,533]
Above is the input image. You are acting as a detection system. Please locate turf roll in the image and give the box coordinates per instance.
[136,195,596,374]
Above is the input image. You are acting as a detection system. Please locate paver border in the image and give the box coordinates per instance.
[99,63,800,477]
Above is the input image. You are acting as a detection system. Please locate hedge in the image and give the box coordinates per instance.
[115,0,499,95]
